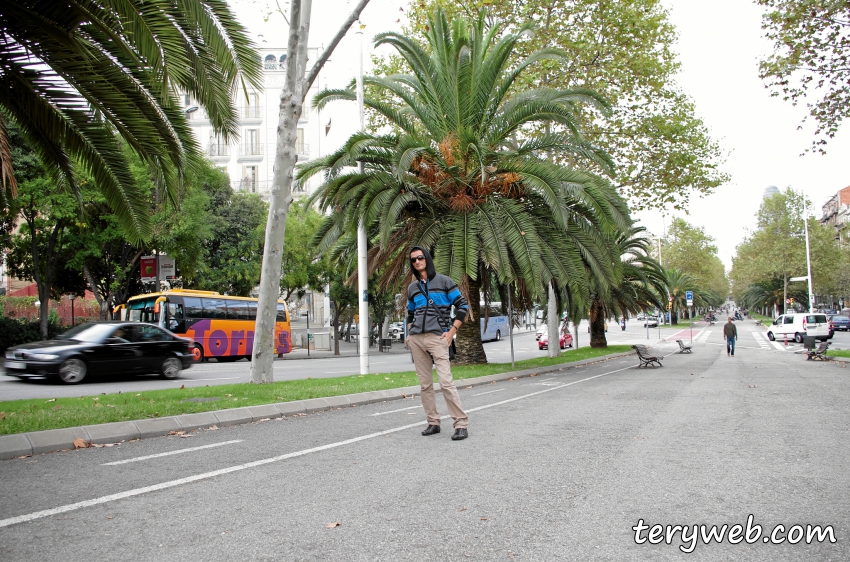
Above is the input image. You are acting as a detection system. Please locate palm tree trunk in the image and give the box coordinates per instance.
[455,276,487,365]
[589,296,608,348]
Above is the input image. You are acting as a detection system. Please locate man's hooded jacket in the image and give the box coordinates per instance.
[406,246,469,335]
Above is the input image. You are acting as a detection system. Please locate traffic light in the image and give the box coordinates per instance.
[666,303,672,310]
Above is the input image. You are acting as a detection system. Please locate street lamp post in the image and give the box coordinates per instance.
[69,293,76,326]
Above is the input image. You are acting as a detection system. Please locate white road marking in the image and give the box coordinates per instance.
[0,364,634,530]
[369,405,420,416]
[751,332,770,349]
[102,441,244,466]
[472,388,505,396]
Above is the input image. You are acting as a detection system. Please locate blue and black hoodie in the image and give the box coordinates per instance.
[406,246,469,335]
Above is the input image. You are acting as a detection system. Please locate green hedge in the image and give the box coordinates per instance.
[0,317,67,354]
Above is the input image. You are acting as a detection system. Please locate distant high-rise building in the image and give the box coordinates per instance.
[763,185,780,200]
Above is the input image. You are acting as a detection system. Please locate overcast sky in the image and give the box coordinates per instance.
[232,0,850,271]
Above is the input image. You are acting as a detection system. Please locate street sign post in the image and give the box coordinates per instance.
[685,290,693,307]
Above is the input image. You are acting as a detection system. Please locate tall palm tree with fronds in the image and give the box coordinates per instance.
[0,0,261,242]
[587,227,667,346]
[664,268,710,324]
[301,9,630,364]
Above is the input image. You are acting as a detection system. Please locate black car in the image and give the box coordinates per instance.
[3,322,194,384]
[828,315,850,332]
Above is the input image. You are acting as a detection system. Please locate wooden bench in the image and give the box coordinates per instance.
[632,344,663,368]
[805,341,830,361]
[675,339,692,354]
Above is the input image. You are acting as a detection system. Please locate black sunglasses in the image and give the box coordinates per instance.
[410,256,426,262]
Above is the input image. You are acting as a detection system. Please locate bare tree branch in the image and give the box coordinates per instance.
[303,0,371,91]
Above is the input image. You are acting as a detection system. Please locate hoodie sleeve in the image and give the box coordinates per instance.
[406,291,415,325]
[447,281,468,323]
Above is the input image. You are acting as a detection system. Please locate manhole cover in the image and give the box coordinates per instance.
[181,397,220,403]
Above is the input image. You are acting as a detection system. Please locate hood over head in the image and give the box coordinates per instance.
[409,246,436,281]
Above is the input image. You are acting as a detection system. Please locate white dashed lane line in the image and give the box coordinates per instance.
[370,405,421,416]
[472,388,505,397]
[103,440,244,466]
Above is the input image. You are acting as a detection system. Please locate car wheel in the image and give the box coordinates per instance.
[495,330,501,342]
[58,358,87,384]
[767,331,775,341]
[794,332,803,343]
[192,344,205,363]
[161,357,182,379]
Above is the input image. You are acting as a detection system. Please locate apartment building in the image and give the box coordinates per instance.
[184,47,324,198]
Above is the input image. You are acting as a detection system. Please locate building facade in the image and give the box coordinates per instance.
[820,185,850,244]
[183,47,324,198]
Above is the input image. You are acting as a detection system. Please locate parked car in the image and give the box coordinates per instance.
[828,315,850,332]
[644,316,659,328]
[3,322,194,384]
[388,322,405,338]
[766,314,832,343]
[538,330,573,350]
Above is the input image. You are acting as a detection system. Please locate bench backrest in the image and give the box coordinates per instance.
[632,345,651,356]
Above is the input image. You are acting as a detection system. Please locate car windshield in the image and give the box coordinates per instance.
[57,323,119,343]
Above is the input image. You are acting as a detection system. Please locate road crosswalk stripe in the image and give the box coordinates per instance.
[751,331,770,349]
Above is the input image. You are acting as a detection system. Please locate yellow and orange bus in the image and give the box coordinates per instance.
[115,289,292,362]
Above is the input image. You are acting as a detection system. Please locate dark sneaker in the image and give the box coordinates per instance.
[421,425,440,436]
[451,428,468,441]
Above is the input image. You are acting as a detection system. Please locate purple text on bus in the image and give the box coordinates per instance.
[187,319,291,356]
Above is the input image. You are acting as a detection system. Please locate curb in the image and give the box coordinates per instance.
[0,350,636,461]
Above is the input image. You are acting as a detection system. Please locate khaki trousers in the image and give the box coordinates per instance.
[408,332,468,429]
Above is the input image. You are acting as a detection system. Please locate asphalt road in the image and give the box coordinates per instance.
[0,320,682,401]
[0,324,847,560]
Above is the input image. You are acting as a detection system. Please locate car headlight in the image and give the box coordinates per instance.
[27,353,59,361]
[5,351,16,359]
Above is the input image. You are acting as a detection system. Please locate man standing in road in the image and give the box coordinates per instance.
[406,246,469,441]
[724,317,738,356]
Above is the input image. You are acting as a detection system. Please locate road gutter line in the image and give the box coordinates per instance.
[102,440,244,466]
[0,365,634,529]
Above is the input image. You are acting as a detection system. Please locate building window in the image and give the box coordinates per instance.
[279,54,287,70]
[241,165,258,192]
[264,55,277,70]
[296,128,305,154]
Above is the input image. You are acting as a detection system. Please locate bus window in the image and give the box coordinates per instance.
[167,302,185,332]
[228,301,249,320]
[276,303,287,322]
[203,298,227,319]
[247,301,258,320]
[184,297,203,318]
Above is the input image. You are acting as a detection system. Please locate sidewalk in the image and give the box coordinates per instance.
[284,324,540,360]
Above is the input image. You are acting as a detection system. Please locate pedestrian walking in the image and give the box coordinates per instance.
[406,246,469,441]
[723,317,738,356]
[621,316,626,331]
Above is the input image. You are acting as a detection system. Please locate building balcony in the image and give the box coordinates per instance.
[296,142,309,159]
[238,143,264,160]
[207,144,231,160]
[241,105,263,122]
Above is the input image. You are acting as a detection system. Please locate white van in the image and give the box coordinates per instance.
[766,313,832,343]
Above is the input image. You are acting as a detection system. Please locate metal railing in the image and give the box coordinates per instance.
[239,143,264,156]
[296,142,309,157]
[242,106,263,119]
[207,144,230,157]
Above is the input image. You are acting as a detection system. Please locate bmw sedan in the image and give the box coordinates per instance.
[3,322,194,384]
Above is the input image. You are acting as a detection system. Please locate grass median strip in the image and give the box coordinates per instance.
[0,345,631,435]
[826,350,850,358]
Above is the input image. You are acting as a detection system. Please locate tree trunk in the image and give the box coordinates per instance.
[454,276,486,365]
[547,282,560,358]
[589,296,608,348]
[671,306,678,325]
[249,0,371,383]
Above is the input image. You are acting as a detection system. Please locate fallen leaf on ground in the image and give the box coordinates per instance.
[73,438,90,449]
[206,425,219,430]
[52,405,62,410]
[46,398,56,403]
[0,412,6,420]
[530,374,538,377]
[179,434,193,438]
[459,507,467,511]
[748,384,757,388]
[180,385,185,389]
[258,418,270,422]
[326,522,341,528]
[168,430,186,436]
[225,394,232,397]
[480,518,488,521]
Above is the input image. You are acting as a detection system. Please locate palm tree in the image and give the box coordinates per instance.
[301,9,629,364]
[0,0,261,242]
[663,268,710,324]
[587,227,667,347]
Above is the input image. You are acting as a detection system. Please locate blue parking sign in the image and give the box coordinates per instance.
[685,290,693,301]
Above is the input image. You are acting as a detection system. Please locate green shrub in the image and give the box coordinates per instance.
[0,317,67,353]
